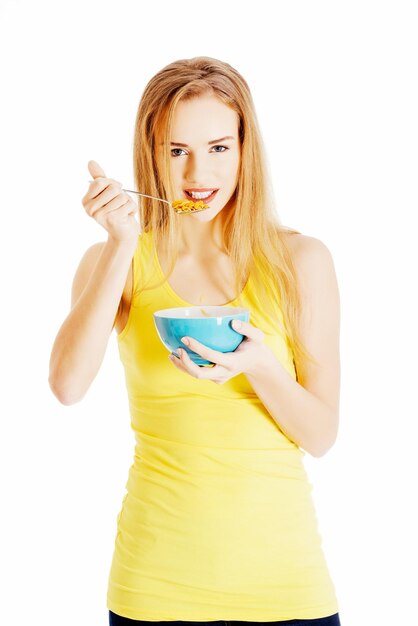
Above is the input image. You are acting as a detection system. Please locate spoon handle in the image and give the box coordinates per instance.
[122,188,171,205]
[87,181,170,205]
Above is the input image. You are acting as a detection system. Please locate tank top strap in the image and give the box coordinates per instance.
[131,229,156,295]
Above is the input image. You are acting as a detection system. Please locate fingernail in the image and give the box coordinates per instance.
[181,337,190,346]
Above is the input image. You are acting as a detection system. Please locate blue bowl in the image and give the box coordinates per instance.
[153,306,250,366]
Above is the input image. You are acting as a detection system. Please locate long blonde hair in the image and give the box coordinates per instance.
[131,56,316,374]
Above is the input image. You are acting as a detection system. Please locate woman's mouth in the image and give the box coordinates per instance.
[183,189,219,204]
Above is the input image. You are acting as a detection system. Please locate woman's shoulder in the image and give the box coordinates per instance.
[280,229,333,265]
[279,230,337,297]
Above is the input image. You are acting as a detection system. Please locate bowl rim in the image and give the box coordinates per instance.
[154,305,249,319]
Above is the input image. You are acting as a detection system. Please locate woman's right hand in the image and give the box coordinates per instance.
[82,160,141,243]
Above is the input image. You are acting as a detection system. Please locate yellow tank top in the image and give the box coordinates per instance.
[106,230,339,621]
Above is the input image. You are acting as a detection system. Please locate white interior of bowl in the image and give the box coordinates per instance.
[154,306,247,319]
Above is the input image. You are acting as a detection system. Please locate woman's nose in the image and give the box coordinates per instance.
[184,155,210,182]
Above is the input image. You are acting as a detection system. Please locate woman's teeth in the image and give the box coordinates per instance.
[185,190,217,200]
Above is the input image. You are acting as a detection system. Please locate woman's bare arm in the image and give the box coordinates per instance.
[48,237,137,405]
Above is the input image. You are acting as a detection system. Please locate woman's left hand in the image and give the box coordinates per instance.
[168,319,271,383]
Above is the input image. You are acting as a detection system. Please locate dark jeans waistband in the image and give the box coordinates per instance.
[109,611,341,626]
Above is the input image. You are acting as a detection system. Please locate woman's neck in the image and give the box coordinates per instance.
[179,213,226,257]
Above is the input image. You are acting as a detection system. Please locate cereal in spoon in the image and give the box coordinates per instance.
[171,199,210,213]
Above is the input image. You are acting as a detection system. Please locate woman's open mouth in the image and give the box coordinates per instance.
[183,189,219,204]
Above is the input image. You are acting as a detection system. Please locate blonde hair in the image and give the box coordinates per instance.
[131,56,316,375]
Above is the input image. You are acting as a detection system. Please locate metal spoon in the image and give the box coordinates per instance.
[87,181,210,213]
[123,188,211,214]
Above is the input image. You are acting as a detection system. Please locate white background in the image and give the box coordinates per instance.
[1,1,417,624]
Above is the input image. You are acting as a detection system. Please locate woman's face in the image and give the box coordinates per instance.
[162,94,241,222]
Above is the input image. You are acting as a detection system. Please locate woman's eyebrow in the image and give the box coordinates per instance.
[167,136,236,147]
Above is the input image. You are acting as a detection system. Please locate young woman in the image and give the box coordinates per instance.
[49,57,341,626]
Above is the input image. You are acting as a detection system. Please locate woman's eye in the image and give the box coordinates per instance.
[171,148,186,157]
[170,145,229,157]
